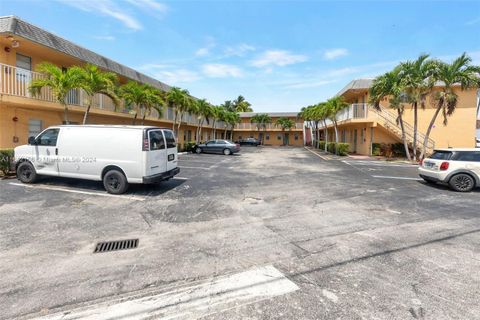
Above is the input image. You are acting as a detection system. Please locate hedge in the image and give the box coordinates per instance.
[0,149,14,176]
[314,141,349,156]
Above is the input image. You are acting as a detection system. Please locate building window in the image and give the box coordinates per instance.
[266,133,270,140]
[28,119,42,138]
[294,133,299,140]
[16,53,32,70]
[360,128,365,143]
[238,136,242,140]
[277,134,282,140]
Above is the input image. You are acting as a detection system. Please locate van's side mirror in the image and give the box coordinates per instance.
[28,136,37,145]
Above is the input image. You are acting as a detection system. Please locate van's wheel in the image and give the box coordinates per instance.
[17,161,38,183]
[223,148,232,155]
[449,173,475,192]
[103,169,129,194]
[195,147,202,154]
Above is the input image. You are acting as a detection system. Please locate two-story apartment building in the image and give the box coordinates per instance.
[0,16,227,149]
[315,79,479,155]
[233,112,304,146]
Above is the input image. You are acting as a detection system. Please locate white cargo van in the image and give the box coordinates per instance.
[14,125,180,194]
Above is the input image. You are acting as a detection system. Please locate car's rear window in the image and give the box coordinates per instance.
[452,151,480,162]
[430,151,452,160]
[163,130,176,149]
[149,130,165,150]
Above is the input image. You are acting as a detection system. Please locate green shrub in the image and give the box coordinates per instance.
[336,143,350,156]
[318,141,326,150]
[326,142,336,153]
[184,141,197,152]
[0,149,14,176]
[392,142,407,157]
[372,143,381,156]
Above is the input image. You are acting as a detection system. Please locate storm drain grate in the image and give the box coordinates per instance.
[93,239,139,253]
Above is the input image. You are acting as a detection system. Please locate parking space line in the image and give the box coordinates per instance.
[371,175,423,181]
[304,147,330,160]
[180,166,211,170]
[31,265,298,320]
[173,177,189,180]
[8,182,146,201]
[178,159,221,164]
[342,160,417,168]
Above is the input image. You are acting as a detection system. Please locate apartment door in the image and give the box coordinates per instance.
[283,133,290,145]
[258,132,263,142]
[16,53,32,96]
[353,129,358,153]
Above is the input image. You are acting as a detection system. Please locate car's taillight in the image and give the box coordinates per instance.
[142,138,149,151]
[440,162,449,171]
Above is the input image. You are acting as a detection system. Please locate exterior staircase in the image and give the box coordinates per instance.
[369,105,435,154]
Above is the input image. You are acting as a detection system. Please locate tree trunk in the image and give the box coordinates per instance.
[172,107,177,131]
[141,112,146,125]
[176,112,184,142]
[397,109,412,161]
[323,120,328,152]
[132,112,137,125]
[82,98,92,125]
[419,105,442,160]
[212,120,216,139]
[63,104,69,124]
[413,102,418,161]
[333,120,339,155]
[196,119,202,144]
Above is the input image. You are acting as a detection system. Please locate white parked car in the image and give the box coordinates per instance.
[14,125,179,194]
[418,148,480,192]
[476,138,480,148]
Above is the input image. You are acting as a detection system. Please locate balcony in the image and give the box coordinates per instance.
[235,122,303,130]
[0,63,214,127]
[323,103,368,126]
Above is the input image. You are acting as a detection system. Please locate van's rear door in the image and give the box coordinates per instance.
[145,129,167,176]
[163,129,178,172]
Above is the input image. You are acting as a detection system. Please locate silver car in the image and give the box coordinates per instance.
[194,140,240,155]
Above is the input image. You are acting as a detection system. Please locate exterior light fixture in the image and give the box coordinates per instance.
[11,40,20,48]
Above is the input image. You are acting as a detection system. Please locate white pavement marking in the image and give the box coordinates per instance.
[8,183,146,201]
[180,166,211,170]
[178,159,221,164]
[33,265,299,320]
[304,147,329,160]
[372,175,423,181]
[342,160,417,168]
[173,177,189,180]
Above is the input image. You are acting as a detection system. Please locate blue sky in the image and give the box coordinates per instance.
[2,0,480,112]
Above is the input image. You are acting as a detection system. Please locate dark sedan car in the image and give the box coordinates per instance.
[194,140,240,155]
[238,138,261,146]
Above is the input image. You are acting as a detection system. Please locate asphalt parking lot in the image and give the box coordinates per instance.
[1,147,479,319]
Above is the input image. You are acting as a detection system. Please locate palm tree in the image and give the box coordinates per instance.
[316,103,331,152]
[166,87,190,137]
[227,112,240,140]
[369,67,412,161]
[398,54,436,160]
[325,96,349,155]
[221,100,236,112]
[275,117,295,145]
[29,62,84,124]
[119,81,147,125]
[77,64,119,124]
[141,85,165,125]
[198,103,214,143]
[210,106,223,139]
[420,53,480,159]
[250,113,272,145]
[233,95,253,112]
[194,99,210,143]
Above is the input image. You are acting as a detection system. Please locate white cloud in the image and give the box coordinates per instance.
[224,44,256,57]
[250,50,308,68]
[465,17,480,26]
[195,36,216,57]
[284,80,336,89]
[125,0,168,14]
[195,47,210,57]
[202,64,244,78]
[93,35,116,41]
[323,48,349,60]
[153,69,200,84]
[58,0,142,30]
